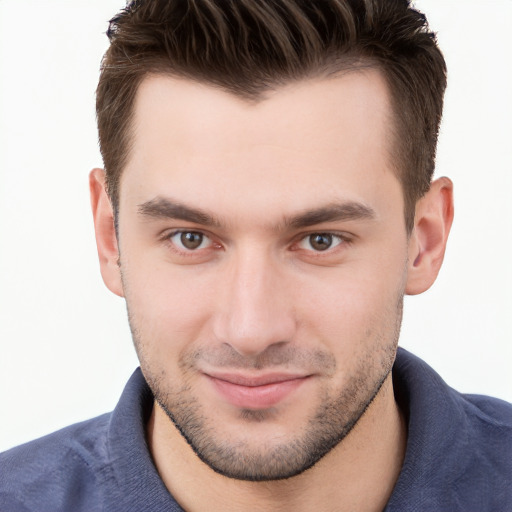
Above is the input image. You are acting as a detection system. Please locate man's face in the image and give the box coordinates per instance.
[116,71,409,480]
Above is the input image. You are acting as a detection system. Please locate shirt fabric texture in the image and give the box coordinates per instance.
[1,348,511,511]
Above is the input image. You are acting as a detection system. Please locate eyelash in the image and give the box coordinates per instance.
[162,229,351,258]
[294,233,348,253]
[164,230,217,253]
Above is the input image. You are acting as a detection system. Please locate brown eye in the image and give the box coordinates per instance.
[169,231,210,251]
[181,232,203,249]
[309,233,333,251]
[297,233,344,252]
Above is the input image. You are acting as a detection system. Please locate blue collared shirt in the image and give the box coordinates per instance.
[1,348,511,511]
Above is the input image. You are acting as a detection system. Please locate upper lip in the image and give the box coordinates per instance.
[204,372,310,387]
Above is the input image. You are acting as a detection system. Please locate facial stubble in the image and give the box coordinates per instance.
[127,294,403,482]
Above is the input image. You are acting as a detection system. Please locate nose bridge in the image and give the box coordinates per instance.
[214,244,295,356]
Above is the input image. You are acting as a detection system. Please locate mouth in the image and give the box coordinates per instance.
[204,372,311,410]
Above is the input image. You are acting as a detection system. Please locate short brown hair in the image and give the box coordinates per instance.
[97,0,447,232]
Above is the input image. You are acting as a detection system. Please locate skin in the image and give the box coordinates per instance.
[90,70,453,511]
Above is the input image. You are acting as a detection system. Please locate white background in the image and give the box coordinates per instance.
[0,1,510,452]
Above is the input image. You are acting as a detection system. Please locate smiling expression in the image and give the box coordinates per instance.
[113,70,410,480]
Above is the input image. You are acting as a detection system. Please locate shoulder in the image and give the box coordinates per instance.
[395,347,512,429]
[0,413,112,512]
[389,348,512,511]
[456,391,512,472]
[460,392,512,427]
[445,391,512,510]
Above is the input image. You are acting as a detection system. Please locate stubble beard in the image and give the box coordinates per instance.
[150,354,394,481]
[127,291,403,482]
[127,268,404,482]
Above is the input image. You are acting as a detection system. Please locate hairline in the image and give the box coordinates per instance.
[110,58,414,233]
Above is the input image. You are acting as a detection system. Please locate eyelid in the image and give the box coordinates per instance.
[292,231,352,253]
[159,227,351,257]
[161,228,222,256]
[170,230,212,251]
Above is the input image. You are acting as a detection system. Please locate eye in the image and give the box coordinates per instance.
[297,233,344,252]
[169,231,212,251]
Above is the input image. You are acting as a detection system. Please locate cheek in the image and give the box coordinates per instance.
[295,263,405,350]
[121,257,219,360]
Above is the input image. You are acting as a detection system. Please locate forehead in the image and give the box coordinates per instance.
[121,71,401,224]
[130,70,392,155]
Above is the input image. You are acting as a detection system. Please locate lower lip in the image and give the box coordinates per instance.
[207,376,309,409]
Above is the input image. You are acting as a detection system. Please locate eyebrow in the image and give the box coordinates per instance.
[138,196,376,229]
[138,197,221,227]
[285,202,376,229]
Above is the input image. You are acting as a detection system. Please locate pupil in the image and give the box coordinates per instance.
[181,232,203,250]
[310,234,332,251]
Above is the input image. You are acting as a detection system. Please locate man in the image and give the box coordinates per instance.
[1,0,510,510]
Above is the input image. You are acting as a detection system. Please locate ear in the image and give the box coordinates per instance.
[89,168,124,297]
[406,177,454,295]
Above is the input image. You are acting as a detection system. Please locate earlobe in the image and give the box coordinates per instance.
[405,177,454,295]
[89,168,124,297]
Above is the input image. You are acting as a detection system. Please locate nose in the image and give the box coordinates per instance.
[212,246,297,357]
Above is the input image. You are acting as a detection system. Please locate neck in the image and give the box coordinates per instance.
[148,374,406,512]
